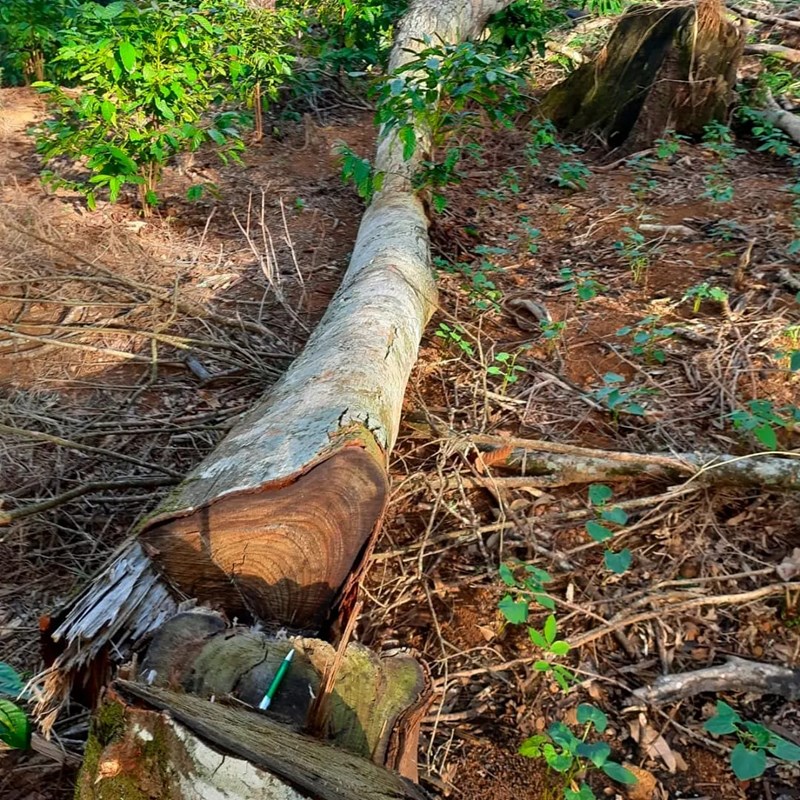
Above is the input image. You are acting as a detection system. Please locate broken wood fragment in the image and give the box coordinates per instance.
[633,656,800,704]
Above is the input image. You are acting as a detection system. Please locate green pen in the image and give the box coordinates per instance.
[258,648,295,711]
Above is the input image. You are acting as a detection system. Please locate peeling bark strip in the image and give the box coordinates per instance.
[43,0,516,694]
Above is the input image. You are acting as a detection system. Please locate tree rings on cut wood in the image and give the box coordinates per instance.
[140,446,387,630]
[541,0,744,148]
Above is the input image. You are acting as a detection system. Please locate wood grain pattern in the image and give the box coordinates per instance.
[141,448,387,629]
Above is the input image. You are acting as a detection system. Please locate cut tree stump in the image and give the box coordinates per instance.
[541,0,744,149]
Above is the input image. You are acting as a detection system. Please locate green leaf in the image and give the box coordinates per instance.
[790,351,800,372]
[586,521,614,542]
[544,750,573,772]
[0,664,24,698]
[604,549,632,574]
[705,701,740,735]
[601,506,628,525]
[529,628,547,648]
[588,484,613,506]
[768,736,800,762]
[498,595,528,624]
[100,101,115,123]
[543,614,557,645]
[118,41,137,73]
[518,734,547,758]
[576,703,608,733]
[730,743,766,780]
[154,97,175,121]
[753,423,777,449]
[186,185,204,201]
[576,740,610,767]
[549,640,570,656]
[498,563,516,587]
[397,125,417,161]
[0,699,30,749]
[602,761,638,785]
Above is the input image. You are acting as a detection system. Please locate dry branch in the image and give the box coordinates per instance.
[463,432,800,491]
[0,476,178,527]
[744,42,800,62]
[727,3,800,29]
[634,656,800,704]
[761,89,800,145]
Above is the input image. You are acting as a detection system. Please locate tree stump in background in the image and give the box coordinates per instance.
[541,0,744,149]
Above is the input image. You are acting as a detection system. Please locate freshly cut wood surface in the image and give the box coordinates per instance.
[142,447,387,628]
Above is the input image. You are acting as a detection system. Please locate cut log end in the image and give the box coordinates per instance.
[141,446,388,629]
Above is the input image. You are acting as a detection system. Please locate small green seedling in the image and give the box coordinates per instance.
[435,322,474,357]
[616,315,675,364]
[0,663,31,750]
[586,484,632,574]
[519,703,637,799]
[589,372,651,421]
[550,160,592,192]
[613,227,658,283]
[682,282,729,314]
[498,564,573,692]
[730,399,800,449]
[705,700,800,781]
[540,320,567,350]
[560,267,603,302]
[487,351,526,391]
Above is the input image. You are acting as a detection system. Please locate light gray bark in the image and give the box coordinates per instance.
[762,89,800,145]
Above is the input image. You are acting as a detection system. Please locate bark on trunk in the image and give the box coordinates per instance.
[541,1,743,149]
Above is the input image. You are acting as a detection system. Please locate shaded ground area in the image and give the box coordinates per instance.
[1,50,799,800]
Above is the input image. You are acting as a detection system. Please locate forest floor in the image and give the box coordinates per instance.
[1,48,799,800]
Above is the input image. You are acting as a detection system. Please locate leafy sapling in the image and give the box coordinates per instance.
[487,351,526,391]
[519,703,637,799]
[589,372,652,421]
[730,399,800,450]
[435,322,474,357]
[586,484,632,574]
[705,700,800,781]
[616,315,675,364]
[560,267,603,302]
[498,564,573,692]
[682,282,729,314]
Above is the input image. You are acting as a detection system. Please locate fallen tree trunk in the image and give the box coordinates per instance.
[541,0,743,149]
[42,0,515,685]
[37,0,516,795]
